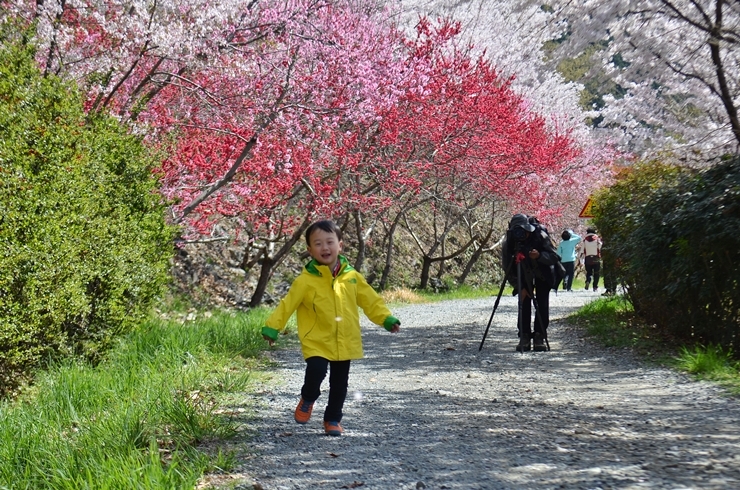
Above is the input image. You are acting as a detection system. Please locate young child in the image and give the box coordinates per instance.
[261,219,400,436]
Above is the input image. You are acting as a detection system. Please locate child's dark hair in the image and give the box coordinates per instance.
[305,220,342,244]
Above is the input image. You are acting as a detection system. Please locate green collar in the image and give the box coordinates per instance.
[305,254,356,276]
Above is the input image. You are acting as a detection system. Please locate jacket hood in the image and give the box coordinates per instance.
[305,254,356,276]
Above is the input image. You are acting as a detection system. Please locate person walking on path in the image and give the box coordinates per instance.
[581,227,602,292]
[261,219,400,436]
[557,229,581,292]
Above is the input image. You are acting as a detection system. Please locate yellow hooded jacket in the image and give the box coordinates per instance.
[261,255,399,361]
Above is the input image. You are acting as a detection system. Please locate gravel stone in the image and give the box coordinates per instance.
[234,290,740,490]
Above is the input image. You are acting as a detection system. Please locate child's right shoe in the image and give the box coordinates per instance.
[294,398,314,424]
[323,420,343,436]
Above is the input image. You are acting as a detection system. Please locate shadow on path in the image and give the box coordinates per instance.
[234,295,740,490]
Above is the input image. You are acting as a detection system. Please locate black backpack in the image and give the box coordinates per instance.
[527,217,567,289]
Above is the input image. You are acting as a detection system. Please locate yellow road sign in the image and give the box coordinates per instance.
[579,198,594,218]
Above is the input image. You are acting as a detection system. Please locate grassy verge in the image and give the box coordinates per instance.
[0,307,282,489]
[381,276,591,305]
[569,295,740,395]
[675,345,740,395]
[5,285,738,489]
[381,284,503,305]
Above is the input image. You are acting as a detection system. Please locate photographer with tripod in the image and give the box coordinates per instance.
[502,214,561,352]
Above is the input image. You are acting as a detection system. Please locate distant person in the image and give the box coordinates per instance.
[556,229,581,292]
[502,214,560,352]
[581,227,602,292]
[261,220,400,436]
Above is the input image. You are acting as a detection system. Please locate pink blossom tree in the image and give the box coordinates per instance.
[343,19,583,288]
[5,0,413,303]
[5,0,612,300]
[399,0,615,223]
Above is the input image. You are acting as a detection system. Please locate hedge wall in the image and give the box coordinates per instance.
[593,159,740,352]
[0,28,175,396]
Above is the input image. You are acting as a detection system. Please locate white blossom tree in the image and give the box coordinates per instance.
[549,0,740,162]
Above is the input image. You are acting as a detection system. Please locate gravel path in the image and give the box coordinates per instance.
[232,290,740,490]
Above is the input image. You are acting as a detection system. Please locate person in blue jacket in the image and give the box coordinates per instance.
[557,229,582,292]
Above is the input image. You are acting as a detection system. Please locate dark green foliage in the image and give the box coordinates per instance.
[0,27,175,396]
[594,159,740,353]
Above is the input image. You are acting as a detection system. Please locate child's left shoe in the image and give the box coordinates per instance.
[323,421,343,436]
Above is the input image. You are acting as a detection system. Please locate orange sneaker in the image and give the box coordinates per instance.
[294,398,314,424]
[323,420,343,436]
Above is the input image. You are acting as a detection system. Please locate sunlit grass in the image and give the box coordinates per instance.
[381,284,508,305]
[417,284,502,301]
[0,307,272,489]
[675,345,740,394]
[571,296,740,394]
[570,295,675,363]
[381,287,429,304]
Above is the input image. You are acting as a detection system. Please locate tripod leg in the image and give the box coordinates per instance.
[529,286,550,351]
[479,258,516,351]
[478,271,510,351]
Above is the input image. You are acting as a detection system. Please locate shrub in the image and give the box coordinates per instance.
[594,158,740,353]
[592,161,685,314]
[0,27,175,396]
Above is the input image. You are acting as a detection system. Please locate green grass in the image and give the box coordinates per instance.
[570,294,681,365]
[416,284,502,301]
[0,307,276,489]
[570,295,643,349]
[380,284,503,306]
[675,345,740,395]
[570,295,740,394]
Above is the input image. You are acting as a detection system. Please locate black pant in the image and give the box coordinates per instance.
[585,260,601,289]
[519,282,550,339]
[562,261,575,291]
[301,357,351,422]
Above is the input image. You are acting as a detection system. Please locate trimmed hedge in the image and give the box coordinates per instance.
[0,28,175,396]
[594,159,740,352]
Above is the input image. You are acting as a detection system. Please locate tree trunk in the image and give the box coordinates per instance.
[249,253,276,308]
[708,29,740,145]
[458,245,484,286]
[419,235,479,289]
[458,228,496,285]
[248,217,311,307]
[379,215,402,291]
[353,210,366,272]
[419,255,433,289]
[436,240,447,280]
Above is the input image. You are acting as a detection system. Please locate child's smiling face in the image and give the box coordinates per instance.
[307,227,343,268]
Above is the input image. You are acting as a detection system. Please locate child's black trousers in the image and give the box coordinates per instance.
[301,356,351,422]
